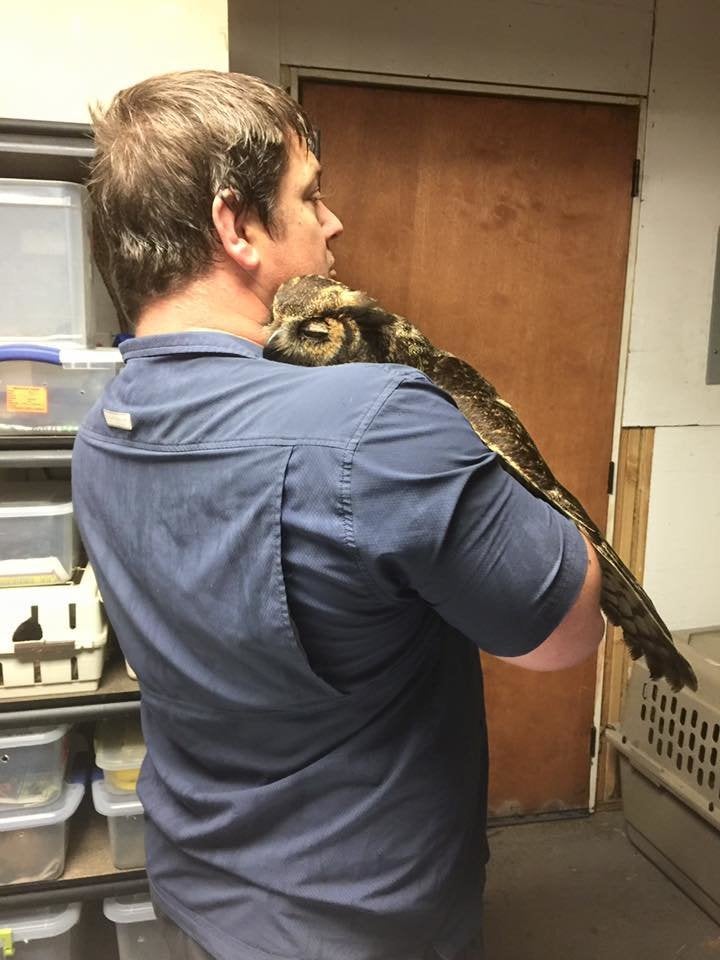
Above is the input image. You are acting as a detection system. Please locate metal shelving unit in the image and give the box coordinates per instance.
[0,118,94,183]
[0,448,74,467]
[0,120,147,906]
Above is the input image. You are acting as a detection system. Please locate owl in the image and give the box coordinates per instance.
[264,275,697,693]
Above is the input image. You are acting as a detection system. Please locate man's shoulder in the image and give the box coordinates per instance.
[262,360,436,442]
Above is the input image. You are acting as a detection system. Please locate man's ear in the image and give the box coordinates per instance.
[212,192,260,271]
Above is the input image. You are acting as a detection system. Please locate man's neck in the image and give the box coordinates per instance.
[134,263,271,345]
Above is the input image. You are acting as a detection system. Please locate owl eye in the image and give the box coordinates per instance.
[300,319,330,340]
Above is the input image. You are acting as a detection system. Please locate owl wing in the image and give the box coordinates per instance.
[428,353,697,692]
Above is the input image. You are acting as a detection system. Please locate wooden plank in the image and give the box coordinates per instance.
[597,426,654,805]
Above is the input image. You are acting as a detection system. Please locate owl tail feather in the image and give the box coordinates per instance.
[595,547,698,692]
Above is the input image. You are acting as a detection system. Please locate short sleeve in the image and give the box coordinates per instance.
[348,373,588,657]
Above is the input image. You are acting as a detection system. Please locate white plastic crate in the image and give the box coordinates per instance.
[0,482,78,587]
[0,902,81,960]
[103,896,170,960]
[607,626,720,923]
[92,776,145,870]
[0,347,121,438]
[0,777,84,883]
[0,566,107,699]
[94,715,146,796]
[0,179,118,347]
[0,725,69,809]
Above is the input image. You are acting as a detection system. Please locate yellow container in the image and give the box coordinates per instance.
[94,716,145,796]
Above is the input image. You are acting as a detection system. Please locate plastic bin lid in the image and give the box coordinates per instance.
[57,347,122,370]
[91,775,143,818]
[103,894,157,925]
[0,724,69,750]
[0,482,73,517]
[94,715,146,771]
[0,778,83,832]
[0,902,81,941]
[0,179,85,206]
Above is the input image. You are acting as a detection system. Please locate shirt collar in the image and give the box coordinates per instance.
[119,331,264,362]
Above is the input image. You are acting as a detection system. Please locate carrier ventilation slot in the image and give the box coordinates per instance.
[640,681,720,812]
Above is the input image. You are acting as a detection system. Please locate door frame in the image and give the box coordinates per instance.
[287,64,647,813]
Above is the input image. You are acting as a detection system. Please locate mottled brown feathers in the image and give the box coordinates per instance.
[265,275,697,692]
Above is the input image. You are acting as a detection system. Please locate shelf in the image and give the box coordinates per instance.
[0,119,94,183]
[0,791,147,907]
[0,448,74,467]
[0,653,140,727]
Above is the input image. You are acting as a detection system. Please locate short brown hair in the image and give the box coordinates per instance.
[89,70,315,329]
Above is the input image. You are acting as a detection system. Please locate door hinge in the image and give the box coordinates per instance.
[589,725,598,760]
[631,158,641,197]
[607,460,615,495]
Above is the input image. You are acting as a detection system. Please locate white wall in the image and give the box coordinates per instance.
[0,0,229,123]
[630,2,720,635]
[277,0,653,96]
[229,0,720,633]
[624,0,720,427]
[231,0,654,96]
[644,426,720,629]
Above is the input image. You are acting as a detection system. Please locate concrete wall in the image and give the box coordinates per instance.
[229,0,720,632]
[0,0,229,123]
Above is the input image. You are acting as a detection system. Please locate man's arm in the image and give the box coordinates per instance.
[497,533,604,672]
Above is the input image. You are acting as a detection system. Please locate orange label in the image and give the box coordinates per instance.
[6,385,48,414]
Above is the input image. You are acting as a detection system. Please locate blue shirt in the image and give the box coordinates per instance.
[72,331,586,960]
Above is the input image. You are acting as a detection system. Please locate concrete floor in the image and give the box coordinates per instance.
[484,811,720,960]
[79,811,719,958]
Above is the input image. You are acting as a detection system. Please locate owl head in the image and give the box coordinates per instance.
[263,275,401,367]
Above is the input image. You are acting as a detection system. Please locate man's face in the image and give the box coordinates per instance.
[257,137,343,297]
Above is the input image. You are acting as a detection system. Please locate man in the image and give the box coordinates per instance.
[73,70,604,960]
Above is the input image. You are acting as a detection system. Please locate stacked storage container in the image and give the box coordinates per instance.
[0,179,122,437]
[103,895,170,960]
[0,902,82,959]
[0,178,120,698]
[93,716,147,870]
[0,726,84,884]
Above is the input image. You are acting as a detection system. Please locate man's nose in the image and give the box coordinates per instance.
[323,205,344,239]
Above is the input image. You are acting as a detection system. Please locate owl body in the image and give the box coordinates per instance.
[265,275,697,692]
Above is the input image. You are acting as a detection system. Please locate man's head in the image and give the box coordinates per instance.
[89,70,342,333]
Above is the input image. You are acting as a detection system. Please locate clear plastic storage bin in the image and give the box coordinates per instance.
[94,715,146,795]
[0,482,78,586]
[0,347,121,438]
[0,725,69,809]
[0,565,108,699]
[92,777,145,870]
[0,778,84,883]
[0,179,118,346]
[103,896,170,960]
[0,901,81,960]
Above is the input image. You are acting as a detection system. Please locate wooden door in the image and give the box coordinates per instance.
[301,79,638,816]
